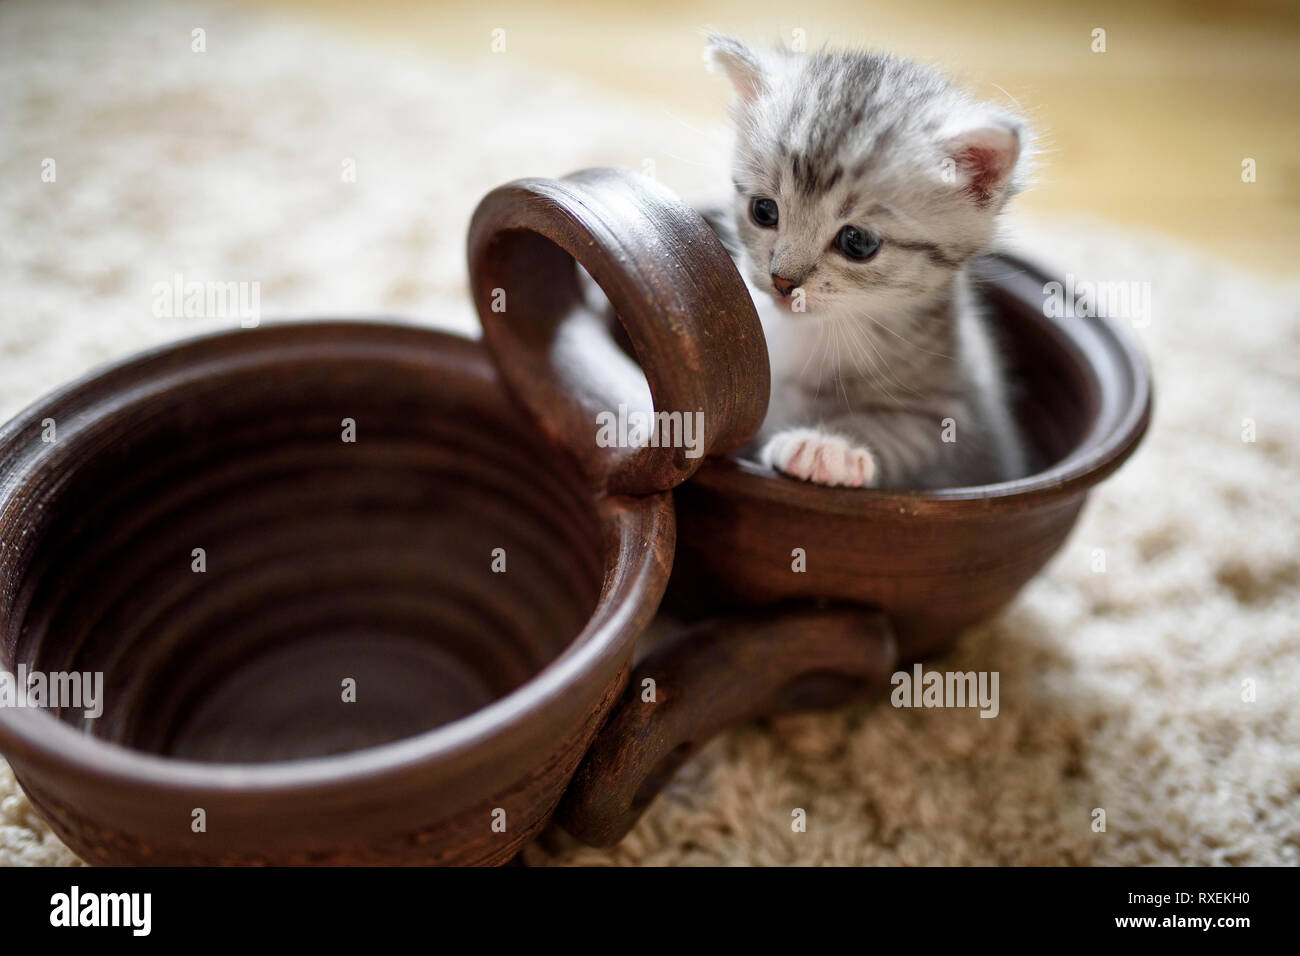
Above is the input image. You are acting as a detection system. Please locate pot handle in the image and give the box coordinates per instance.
[554,605,898,847]
[467,167,770,496]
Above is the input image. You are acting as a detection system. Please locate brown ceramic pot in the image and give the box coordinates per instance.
[0,323,680,865]
[669,253,1154,661]
[0,168,771,865]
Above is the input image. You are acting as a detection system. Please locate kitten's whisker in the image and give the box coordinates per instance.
[843,318,922,402]
[836,319,903,407]
[988,82,1024,111]
[832,323,853,412]
[859,311,956,361]
[799,317,829,380]
[809,317,833,404]
[652,147,721,169]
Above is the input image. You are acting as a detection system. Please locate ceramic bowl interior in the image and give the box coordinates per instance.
[0,323,608,765]
[730,255,1135,482]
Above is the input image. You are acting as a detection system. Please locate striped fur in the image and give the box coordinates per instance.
[705,35,1034,488]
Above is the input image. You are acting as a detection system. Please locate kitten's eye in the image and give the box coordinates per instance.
[835,225,882,261]
[750,197,779,228]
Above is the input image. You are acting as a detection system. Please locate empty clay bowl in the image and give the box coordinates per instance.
[0,323,678,864]
[0,169,775,864]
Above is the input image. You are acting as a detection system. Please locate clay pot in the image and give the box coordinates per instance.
[669,253,1153,661]
[0,323,674,864]
[0,168,766,864]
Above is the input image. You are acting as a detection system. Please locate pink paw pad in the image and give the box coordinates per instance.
[763,429,876,488]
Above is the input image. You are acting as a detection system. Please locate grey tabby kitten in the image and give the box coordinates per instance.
[703,35,1032,489]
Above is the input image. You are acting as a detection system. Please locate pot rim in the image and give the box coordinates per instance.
[686,253,1153,516]
[0,320,672,798]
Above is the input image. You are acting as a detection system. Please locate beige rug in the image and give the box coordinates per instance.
[2,0,1297,867]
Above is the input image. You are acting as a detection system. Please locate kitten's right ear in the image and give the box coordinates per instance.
[705,34,768,105]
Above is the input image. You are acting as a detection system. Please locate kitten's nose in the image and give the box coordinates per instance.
[770,273,800,297]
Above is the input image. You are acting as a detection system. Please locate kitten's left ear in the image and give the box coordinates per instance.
[940,118,1022,206]
[705,34,768,105]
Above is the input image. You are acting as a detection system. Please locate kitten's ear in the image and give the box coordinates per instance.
[940,119,1022,206]
[705,34,768,105]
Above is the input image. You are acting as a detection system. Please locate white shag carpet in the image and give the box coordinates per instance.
[1,0,1297,867]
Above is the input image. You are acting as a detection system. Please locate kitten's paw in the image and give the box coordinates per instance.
[762,429,876,488]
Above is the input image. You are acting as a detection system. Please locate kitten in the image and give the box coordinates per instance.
[702,35,1032,489]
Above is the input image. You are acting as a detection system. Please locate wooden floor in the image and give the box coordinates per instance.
[252,0,1299,276]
